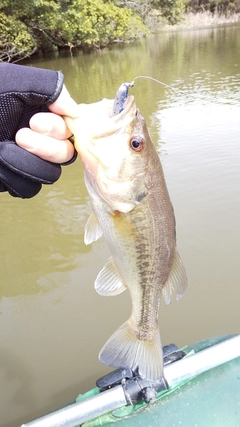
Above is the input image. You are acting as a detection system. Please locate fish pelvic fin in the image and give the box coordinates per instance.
[95,257,127,296]
[162,249,188,305]
[99,321,163,381]
[84,212,103,245]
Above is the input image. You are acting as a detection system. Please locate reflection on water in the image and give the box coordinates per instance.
[1,25,240,427]
[0,162,87,298]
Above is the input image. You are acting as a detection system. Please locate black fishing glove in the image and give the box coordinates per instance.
[0,63,76,198]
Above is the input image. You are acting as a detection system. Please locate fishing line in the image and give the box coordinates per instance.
[132,75,179,92]
[130,75,235,105]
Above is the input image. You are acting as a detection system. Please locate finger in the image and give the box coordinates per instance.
[16,128,75,164]
[48,85,79,118]
[30,112,72,139]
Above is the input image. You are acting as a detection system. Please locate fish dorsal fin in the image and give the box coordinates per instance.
[162,250,188,305]
[95,257,127,296]
[84,212,103,245]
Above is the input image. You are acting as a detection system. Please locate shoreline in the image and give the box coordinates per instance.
[21,13,240,63]
[147,11,240,33]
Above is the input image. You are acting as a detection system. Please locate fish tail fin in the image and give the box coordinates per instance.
[99,321,163,381]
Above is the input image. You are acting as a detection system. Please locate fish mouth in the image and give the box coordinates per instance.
[75,95,136,155]
[66,94,136,147]
[94,95,136,138]
[111,94,136,118]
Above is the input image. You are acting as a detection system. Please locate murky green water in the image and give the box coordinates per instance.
[1,25,240,426]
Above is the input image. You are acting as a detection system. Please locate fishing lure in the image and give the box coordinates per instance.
[112,76,178,116]
[112,81,134,115]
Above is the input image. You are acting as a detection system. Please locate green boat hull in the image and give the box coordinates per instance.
[102,347,240,427]
[22,335,240,427]
[80,335,240,427]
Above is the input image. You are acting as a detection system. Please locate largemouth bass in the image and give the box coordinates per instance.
[65,91,187,381]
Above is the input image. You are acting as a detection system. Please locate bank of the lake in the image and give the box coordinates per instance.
[147,11,240,32]
[1,0,240,63]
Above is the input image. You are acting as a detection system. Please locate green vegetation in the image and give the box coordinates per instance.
[0,0,240,62]
[152,0,185,25]
[0,0,147,62]
[185,0,240,13]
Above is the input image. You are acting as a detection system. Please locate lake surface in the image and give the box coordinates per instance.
[1,24,240,426]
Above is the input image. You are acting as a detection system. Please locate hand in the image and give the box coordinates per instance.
[16,85,79,164]
[0,63,79,198]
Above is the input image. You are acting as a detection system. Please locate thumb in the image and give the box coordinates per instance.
[49,85,79,118]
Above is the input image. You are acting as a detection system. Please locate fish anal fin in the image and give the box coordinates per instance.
[95,257,127,296]
[162,250,188,305]
[84,212,103,245]
[99,321,163,381]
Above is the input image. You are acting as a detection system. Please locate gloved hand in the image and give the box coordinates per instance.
[0,63,78,198]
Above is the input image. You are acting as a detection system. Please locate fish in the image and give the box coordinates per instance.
[65,87,187,381]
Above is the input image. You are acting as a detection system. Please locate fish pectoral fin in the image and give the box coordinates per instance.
[84,212,103,245]
[99,321,163,381]
[162,249,188,305]
[94,257,127,296]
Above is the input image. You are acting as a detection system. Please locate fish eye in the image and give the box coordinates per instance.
[130,137,144,152]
